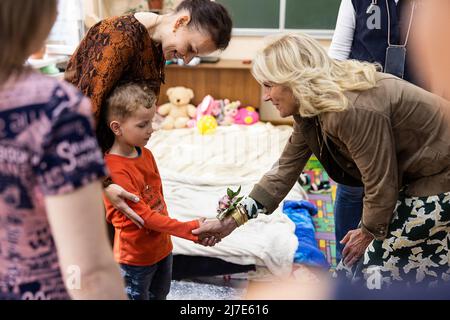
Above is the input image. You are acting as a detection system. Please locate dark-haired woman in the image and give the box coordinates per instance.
[66,0,233,229]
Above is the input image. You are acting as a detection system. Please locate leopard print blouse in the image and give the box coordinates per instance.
[65,14,165,122]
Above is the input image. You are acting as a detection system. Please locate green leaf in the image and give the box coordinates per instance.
[230,186,241,198]
[227,188,234,198]
[235,196,243,203]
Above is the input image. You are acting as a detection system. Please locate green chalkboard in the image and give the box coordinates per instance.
[285,0,340,30]
[216,0,339,30]
[216,0,280,29]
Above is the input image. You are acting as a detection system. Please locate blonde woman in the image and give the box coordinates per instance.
[0,0,126,299]
[193,33,450,288]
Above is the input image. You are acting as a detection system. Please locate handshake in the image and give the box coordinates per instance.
[193,187,249,246]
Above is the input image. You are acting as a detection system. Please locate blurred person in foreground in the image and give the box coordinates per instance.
[0,0,126,299]
[411,0,450,99]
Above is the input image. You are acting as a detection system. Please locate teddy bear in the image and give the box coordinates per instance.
[158,86,197,130]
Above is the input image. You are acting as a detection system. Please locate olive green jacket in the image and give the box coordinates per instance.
[250,73,450,240]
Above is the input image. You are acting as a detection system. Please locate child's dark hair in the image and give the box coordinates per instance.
[97,83,156,152]
[175,0,232,51]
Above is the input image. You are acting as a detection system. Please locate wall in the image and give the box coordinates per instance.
[220,36,330,60]
[82,0,149,27]
[82,0,180,21]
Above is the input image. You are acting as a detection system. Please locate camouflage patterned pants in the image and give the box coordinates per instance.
[335,191,450,289]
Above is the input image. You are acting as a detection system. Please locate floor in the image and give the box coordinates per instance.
[168,277,248,300]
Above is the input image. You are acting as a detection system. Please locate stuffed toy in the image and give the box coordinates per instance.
[158,86,197,129]
[234,106,260,125]
[188,95,221,128]
[197,115,218,135]
[219,100,240,126]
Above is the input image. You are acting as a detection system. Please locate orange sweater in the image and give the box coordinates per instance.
[103,147,199,266]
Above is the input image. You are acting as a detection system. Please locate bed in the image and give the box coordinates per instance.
[146,122,307,278]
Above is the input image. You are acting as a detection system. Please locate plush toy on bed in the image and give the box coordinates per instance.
[158,86,197,130]
[234,106,260,125]
[219,100,240,126]
[197,115,218,135]
[189,94,221,126]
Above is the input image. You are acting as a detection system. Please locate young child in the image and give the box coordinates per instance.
[103,83,201,300]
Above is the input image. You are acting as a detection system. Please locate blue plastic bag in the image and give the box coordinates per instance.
[283,200,329,269]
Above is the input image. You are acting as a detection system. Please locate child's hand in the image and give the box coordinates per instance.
[192,216,237,245]
[196,218,222,247]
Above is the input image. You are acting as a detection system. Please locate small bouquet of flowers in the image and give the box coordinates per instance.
[216,186,243,220]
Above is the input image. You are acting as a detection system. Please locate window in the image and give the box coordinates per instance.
[216,0,340,39]
[47,0,85,49]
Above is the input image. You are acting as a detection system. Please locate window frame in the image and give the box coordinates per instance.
[229,0,335,39]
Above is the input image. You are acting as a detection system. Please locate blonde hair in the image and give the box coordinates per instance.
[0,0,57,84]
[98,83,156,152]
[106,83,156,121]
[252,33,379,117]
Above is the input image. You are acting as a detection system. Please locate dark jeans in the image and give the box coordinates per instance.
[334,184,364,261]
[120,253,173,300]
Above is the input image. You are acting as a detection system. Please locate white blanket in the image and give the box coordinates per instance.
[147,123,307,276]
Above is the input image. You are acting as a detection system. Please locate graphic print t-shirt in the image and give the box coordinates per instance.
[0,72,107,300]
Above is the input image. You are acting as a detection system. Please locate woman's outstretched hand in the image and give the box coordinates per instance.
[103,184,144,228]
[195,218,221,247]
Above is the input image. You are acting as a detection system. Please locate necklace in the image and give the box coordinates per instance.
[315,117,325,158]
[384,0,416,78]
[148,13,161,39]
[386,0,416,48]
